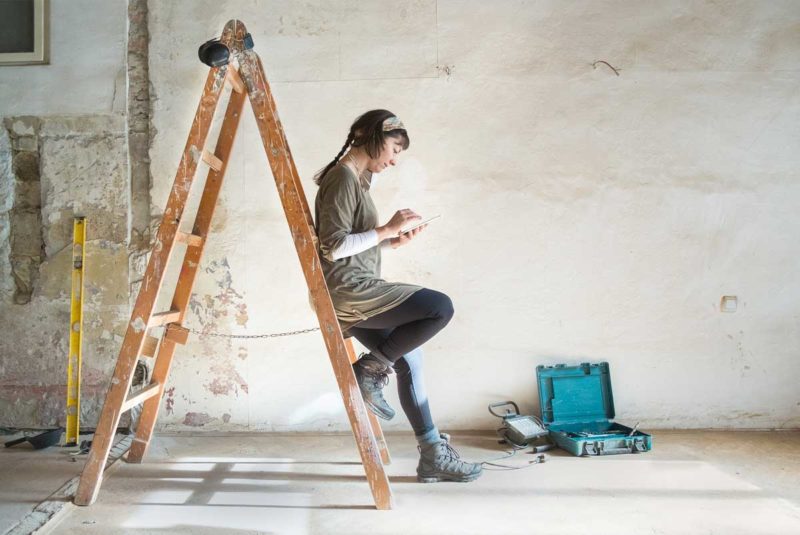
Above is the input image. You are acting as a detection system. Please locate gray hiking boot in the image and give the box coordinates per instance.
[353,354,395,420]
[417,434,483,483]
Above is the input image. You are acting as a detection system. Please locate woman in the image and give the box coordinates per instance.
[313,109,482,483]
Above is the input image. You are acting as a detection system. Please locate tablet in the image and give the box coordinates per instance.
[399,214,441,235]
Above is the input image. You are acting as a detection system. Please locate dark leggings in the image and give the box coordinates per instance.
[348,288,454,436]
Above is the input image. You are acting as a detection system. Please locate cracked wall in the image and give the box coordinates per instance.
[0,1,133,429]
[0,115,131,428]
[0,118,43,305]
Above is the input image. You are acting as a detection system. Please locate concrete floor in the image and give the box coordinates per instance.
[0,433,83,534]
[2,430,799,535]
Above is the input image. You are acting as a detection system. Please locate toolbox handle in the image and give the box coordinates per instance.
[599,446,635,455]
[585,440,644,455]
[488,401,520,419]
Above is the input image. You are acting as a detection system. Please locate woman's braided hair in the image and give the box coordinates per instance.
[314,131,354,185]
[314,109,410,185]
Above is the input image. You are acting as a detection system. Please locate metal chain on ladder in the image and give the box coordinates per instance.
[186,326,320,339]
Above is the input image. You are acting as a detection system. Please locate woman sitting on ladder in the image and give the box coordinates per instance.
[313,109,482,483]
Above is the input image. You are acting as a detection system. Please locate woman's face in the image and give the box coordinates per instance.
[368,137,405,173]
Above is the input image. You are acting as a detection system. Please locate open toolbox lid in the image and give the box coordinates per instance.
[536,362,615,426]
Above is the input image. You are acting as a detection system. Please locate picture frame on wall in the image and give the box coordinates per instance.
[0,0,49,66]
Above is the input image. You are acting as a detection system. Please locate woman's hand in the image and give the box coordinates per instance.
[389,224,427,249]
[376,209,421,241]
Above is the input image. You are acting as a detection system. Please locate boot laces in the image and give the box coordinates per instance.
[417,439,463,464]
[440,441,462,463]
[363,368,389,390]
[372,372,389,389]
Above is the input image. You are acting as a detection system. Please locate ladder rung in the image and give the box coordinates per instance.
[227,67,245,94]
[140,336,160,357]
[122,382,161,413]
[175,231,204,247]
[202,150,223,171]
[149,310,181,327]
[165,324,190,346]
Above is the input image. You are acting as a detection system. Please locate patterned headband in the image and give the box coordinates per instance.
[382,116,405,132]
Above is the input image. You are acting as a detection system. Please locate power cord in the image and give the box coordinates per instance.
[481,449,547,471]
[477,424,553,471]
[480,435,548,471]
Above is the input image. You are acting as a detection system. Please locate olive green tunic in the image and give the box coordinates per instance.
[314,163,421,332]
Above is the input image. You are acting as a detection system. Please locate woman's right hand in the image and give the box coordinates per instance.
[377,209,421,241]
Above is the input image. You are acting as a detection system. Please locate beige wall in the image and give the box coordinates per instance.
[3,1,797,432]
[0,0,127,116]
[148,1,800,432]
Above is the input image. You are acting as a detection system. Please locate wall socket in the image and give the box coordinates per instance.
[720,295,738,313]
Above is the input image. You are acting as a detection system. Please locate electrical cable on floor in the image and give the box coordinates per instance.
[481,448,547,471]
[479,430,549,471]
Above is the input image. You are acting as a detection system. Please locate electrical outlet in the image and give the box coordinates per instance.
[720,295,737,313]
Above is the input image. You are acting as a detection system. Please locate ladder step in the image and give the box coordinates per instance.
[165,324,190,345]
[227,67,245,94]
[175,231,204,247]
[140,336,160,358]
[202,150,223,171]
[149,310,181,327]
[121,382,161,413]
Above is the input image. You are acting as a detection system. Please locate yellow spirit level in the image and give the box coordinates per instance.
[65,217,86,446]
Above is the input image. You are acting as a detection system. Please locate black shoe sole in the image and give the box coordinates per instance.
[416,471,482,483]
[363,398,395,420]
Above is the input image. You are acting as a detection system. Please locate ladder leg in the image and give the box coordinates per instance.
[74,64,231,507]
[345,338,391,465]
[72,347,139,506]
[126,340,177,463]
[128,87,246,464]
[238,46,393,509]
[322,337,393,509]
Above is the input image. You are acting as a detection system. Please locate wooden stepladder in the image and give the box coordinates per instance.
[74,20,394,509]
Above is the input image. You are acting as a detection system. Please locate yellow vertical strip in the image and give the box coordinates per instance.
[66,217,86,446]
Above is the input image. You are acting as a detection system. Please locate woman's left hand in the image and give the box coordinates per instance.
[390,224,427,249]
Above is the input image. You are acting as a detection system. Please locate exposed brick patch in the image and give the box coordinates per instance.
[1,117,43,305]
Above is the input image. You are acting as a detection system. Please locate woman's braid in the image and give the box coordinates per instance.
[314,131,355,185]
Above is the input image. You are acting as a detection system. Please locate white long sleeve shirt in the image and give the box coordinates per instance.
[330,229,380,260]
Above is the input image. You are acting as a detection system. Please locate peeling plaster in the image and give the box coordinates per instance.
[185,258,251,400]
[183,411,213,427]
[1,115,131,428]
[164,387,175,415]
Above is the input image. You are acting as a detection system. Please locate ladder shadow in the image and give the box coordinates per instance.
[117,463,387,510]
[135,502,378,511]
[387,475,419,483]
[144,460,364,466]
[122,466,371,484]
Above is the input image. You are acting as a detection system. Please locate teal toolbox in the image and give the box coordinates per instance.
[536,362,652,456]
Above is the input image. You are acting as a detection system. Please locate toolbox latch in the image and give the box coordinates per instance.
[584,442,598,455]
